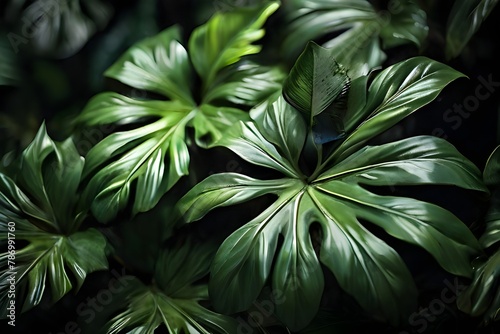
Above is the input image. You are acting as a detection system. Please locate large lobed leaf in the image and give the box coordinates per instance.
[78,3,284,223]
[0,124,108,318]
[178,57,486,330]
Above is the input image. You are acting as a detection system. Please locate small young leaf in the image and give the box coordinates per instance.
[189,1,279,89]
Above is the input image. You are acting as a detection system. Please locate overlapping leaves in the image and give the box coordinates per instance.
[0,124,108,318]
[458,145,500,324]
[283,42,350,143]
[78,2,284,223]
[281,0,428,78]
[106,240,238,334]
[178,56,486,330]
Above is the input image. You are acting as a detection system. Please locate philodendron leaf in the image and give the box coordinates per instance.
[189,1,279,90]
[282,0,428,78]
[105,26,195,105]
[0,124,108,318]
[79,4,282,222]
[106,241,238,334]
[178,58,486,330]
[283,42,350,143]
[446,0,499,59]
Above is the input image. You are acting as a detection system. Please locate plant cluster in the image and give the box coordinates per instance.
[1,0,499,333]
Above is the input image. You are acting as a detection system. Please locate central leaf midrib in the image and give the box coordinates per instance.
[313,157,437,183]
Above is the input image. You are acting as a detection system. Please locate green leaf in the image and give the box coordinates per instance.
[317,136,488,193]
[209,191,324,331]
[329,56,465,165]
[456,145,500,324]
[283,42,350,142]
[76,92,180,126]
[309,188,417,325]
[484,145,500,187]
[79,96,248,223]
[457,249,500,324]
[250,95,307,167]
[179,69,484,329]
[481,146,500,248]
[218,120,299,178]
[0,125,108,317]
[189,1,279,90]
[178,173,297,222]
[105,26,195,106]
[282,0,428,77]
[106,241,238,334]
[81,108,192,222]
[446,0,499,59]
[203,61,285,106]
[79,12,280,221]
[481,190,500,248]
[190,104,250,148]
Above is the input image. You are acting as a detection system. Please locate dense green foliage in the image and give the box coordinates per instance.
[1,0,499,333]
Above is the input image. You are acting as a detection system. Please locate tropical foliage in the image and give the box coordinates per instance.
[1,0,499,333]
